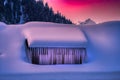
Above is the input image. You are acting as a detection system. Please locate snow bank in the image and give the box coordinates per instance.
[81,21,120,69]
[0,22,7,31]
[0,21,120,80]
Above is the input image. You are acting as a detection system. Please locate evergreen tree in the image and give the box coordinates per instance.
[20,0,29,23]
[23,0,36,21]
[0,0,72,24]
[11,0,21,24]
[0,0,5,22]
[3,0,21,24]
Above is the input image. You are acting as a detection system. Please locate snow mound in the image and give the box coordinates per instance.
[80,18,96,26]
[0,22,7,30]
[24,21,73,28]
[82,21,120,68]
[98,21,120,26]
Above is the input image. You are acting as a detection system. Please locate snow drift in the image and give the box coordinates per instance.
[0,21,120,80]
[0,22,7,31]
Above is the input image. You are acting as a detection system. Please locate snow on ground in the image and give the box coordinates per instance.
[0,21,120,80]
[81,21,120,70]
[0,22,7,31]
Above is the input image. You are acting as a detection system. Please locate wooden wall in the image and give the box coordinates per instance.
[25,39,87,65]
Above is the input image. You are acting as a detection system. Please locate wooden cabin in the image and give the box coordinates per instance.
[24,22,88,65]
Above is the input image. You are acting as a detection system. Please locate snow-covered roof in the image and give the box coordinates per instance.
[23,22,87,48]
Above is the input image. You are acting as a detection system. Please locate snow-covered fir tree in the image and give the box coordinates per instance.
[0,0,72,24]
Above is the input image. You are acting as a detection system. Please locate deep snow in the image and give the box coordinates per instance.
[0,22,7,30]
[23,22,87,47]
[0,21,120,80]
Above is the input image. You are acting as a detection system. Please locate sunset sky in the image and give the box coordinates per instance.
[44,0,120,24]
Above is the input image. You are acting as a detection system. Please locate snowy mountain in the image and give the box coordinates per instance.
[0,21,120,80]
[79,18,96,25]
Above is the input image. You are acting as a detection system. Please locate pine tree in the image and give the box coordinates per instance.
[11,0,21,24]
[4,0,12,24]
[0,0,5,22]
[3,0,21,24]
[0,0,72,24]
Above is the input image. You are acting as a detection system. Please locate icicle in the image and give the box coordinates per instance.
[28,48,31,63]
[27,47,87,65]
[59,48,63,64]
[39,48,41,64]
[51,48,54,64]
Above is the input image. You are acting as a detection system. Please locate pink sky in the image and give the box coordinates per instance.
[44,0,120,23]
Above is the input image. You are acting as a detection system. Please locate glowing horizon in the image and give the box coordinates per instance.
[44,0,120,24]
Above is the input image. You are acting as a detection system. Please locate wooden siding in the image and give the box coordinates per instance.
[25,39,87,65]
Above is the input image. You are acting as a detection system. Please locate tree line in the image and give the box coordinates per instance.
[0,0,72,24]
